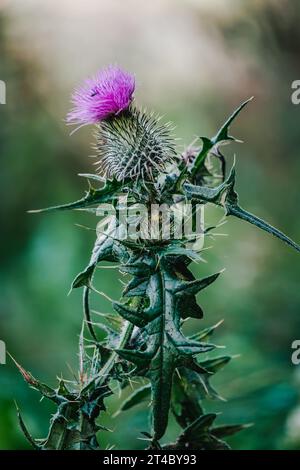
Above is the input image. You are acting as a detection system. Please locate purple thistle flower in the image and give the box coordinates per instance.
[67,65,135,125]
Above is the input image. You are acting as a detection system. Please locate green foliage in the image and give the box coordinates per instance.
[12,331,113,450]
[29,178,123,214]
[116,255,220,440]
[190,97,253,180]
[184,164,300,252]
[16,99,300,450]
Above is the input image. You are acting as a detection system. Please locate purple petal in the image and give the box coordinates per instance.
[67,65,135,125]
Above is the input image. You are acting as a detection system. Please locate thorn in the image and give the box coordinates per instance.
[8,352,38,386]
[27,209,43,214]
[231,354,241,359]
[243,422,255,429]
[218,395,227,402]
[213,319,224,329]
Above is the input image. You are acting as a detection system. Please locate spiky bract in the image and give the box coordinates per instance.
[95,107,177,182]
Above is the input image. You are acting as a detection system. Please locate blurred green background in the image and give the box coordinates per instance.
[0,0,300,450]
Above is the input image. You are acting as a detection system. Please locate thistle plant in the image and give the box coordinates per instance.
[17,65,300,450]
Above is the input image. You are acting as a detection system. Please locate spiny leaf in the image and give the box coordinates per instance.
[190,97,253,178]
[113,302,148,328]
[116,384,151,415]
[225,200,300,253]
[170,413,232,450]
[116,348,151,367]
[115,256,221,441]
[171,369,204,428]
[9,354,58,403]
[123,276,149,297]
[212,97,253,144]
[71,222,116,290]
[180,413,217,440]
[211,423,253,439]
[16,404,40,449]
[184,162,235,204]
[72,265,95,289]
[223,167,300,253]
[28,179,123,213]
[167,331,216,356]
[159,244,203,261]
[173,271,221,295]
[185,163,300,253]
[189,319,224,341]
[198,356,232,374]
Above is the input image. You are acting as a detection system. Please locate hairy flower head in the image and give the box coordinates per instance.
[67,65,135,125]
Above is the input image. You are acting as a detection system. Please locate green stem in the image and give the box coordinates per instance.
[98,321,134,386]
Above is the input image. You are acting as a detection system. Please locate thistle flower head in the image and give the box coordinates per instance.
[95,108,177,182]
[67,65,135,125]
[182,146,199,165]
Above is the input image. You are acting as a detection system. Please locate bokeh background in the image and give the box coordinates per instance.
[1,0,300,450]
